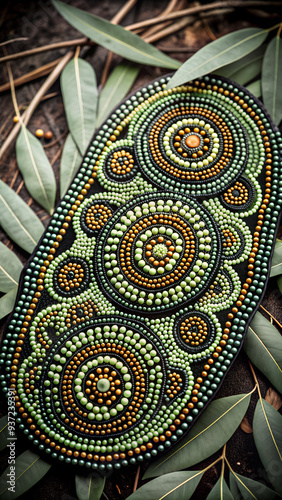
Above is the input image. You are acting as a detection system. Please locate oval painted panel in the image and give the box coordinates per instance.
[1,74,282,474]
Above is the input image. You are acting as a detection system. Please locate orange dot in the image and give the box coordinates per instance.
[185,134,201,148]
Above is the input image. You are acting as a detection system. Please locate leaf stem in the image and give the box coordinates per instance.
[133,465,140,492]
[0,50,74,161]
[259,304,282,330]
[248,360,261,398]
[5,60,20,119]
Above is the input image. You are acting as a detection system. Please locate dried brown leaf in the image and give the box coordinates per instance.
[265,387,282,410]
[240,416,253,433]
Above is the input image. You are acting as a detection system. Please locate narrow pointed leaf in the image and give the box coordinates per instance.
[253,398,282,495]
[127,470,203,500]
[215,45,265,80]
[231,471,280,500]
[262,35,282,125]
[60,133,82,197]
[244,312,282,393]
[0,180,44,253]
[0,287,18,319]
[224,58,262,86]
[0,242,22,293]
[61,58,98,156]
[167,28,268,89]
[16,124,56,214]
[75,474,105,500]
[270,239,282,277]
[0,416,9,451]
[0,450,52,499]
[229,471,241,500]
[207,476,235,500]
[246,79,261,97]
[144,392,251,478]
[52,1,180,69]
[96,62,140,128]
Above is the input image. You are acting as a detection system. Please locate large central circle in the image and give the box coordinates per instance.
[96,192,221,313]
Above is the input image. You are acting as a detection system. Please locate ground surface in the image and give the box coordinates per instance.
[0,1,282,499]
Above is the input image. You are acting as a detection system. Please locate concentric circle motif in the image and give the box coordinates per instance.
[95,192,221,312]
[134,96,248,196]
[81,202,113,236]
[104,147,138,182]
[176,312,215,352]
[53,257,90,297]
[220,176,255,211]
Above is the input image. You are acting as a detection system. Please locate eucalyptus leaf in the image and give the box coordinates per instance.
[246,79,261,98]
[253,398,282,495]
[0,242,22,293]
[0,287,18,320]
[16,124,56,214]
[61,57,98,156]
[215,45,265,80]
[244,312,282,393]
[52,1,180,69]
[224,57,262,86]
[0,180,44,253]
[262,35,282,126]
[75,474,105,500]
[231,471,280,500]
[229,471,241,500]
[144,392,251,478]
[0,450,52,499]
[0,416,9,452]
[96,62,140,128]
[206,476,235,500]
[167,28,268,89]
[127,470,203,500]
[60,133,82,197]
[270,239,282,277]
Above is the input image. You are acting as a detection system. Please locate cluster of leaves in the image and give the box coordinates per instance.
[0,1,282,499]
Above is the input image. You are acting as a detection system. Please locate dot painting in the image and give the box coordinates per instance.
[1,74,282,473]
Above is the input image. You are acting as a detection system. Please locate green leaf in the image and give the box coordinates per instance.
[0,242,22,293]
[215,45,265,81]
[229,471,241,500]
[52,1,180,70]
[96,62,139,128]
[61,57,98,156]
[270,239,282,277]
[126,470,203,500]
[0,416,9,451]
[207,476,235,500]
[231,471,280,500]
[253,398,282,495]
[262,34,282,126]
[144,392,251,478]
[244,312,282,393]
[75,474,105,500]
[60,133,82,198]
[246,79,261,98]
[0,180,44,253]
[167,28,268,89]
[0,450,52,499]
[0,287,18,320]
[16,124,56,214]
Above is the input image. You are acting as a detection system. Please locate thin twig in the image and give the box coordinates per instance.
[0,37,88,64]
[133,466,140,492]
[0,50,74,160]
[141,0,182,39]
[50,143,64,166]
[144,16,195,44]
[5,58,20,118]
[0,37,28,47]
[15,179,24,195]
[126,1,282,31]
[259,304,282,330]
[0,57,63,93]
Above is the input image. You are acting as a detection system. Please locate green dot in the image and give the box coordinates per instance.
[97,378,111,392]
